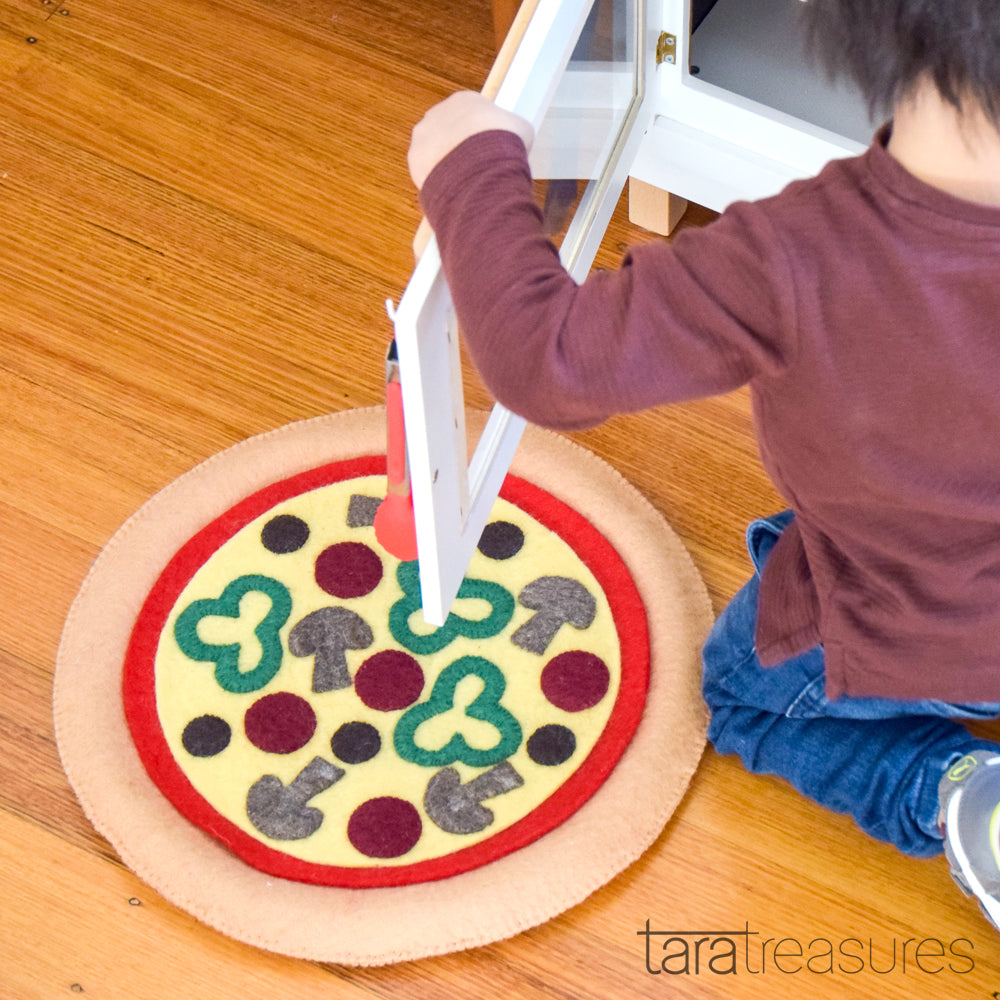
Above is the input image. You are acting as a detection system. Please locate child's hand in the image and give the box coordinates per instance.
[408,91,533,190]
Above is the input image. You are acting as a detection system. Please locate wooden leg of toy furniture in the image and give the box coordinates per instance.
[628,178,689,236]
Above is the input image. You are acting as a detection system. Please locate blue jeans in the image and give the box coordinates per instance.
[702,511,1000,857]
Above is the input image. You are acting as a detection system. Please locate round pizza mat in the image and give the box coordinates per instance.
[54,407,712,966]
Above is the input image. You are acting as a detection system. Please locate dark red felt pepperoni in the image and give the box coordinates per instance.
[347,796,422,858]
[354,649,425,711]
[541,650,611,712]
[244,692,317,754]
[314,542,383,599]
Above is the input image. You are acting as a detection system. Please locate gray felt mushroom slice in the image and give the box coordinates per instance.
[288,607,374,692]
[511,576,597,654]
[346,494,381,528]
[246,756,345,841]
[424,761,524,835]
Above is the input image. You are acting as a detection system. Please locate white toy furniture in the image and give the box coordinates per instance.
[393,0,875,623]
[629,0,872,232]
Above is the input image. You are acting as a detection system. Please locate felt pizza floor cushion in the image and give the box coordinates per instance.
[54,407,712,966]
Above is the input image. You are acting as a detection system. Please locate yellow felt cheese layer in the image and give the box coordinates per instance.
[154,475,621,868]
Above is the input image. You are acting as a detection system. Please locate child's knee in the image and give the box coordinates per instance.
[701,585,759,702]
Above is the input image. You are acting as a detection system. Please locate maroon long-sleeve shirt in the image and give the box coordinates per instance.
[420,128,1000,701]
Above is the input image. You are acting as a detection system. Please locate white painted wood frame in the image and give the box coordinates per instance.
[392,0,656,625]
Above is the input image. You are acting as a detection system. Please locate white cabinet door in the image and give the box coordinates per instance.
[391,0,655,625]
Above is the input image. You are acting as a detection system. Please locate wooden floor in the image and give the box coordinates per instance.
[3,0,1000,996]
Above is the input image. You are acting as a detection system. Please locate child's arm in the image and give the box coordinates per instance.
[408,91,534,191]
[409,95,792,430]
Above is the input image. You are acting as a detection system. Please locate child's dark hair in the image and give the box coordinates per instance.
[803,0,1000,126]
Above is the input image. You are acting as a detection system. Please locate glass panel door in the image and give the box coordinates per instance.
[391,0,652,624]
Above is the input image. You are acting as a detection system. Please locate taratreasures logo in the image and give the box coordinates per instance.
[638,921,975,977]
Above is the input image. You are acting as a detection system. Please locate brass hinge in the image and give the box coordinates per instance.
[656,31,677,65]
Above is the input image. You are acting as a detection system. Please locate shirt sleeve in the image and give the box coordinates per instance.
[419,129,798,431]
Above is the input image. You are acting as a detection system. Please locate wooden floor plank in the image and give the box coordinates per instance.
[0,809,370,999]
[1,0,464,273]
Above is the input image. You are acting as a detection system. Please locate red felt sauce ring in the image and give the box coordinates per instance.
[123,457,650,887]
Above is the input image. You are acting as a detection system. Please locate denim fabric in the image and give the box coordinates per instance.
[702,511,1000,857]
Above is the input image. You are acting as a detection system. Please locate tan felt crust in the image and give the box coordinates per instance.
[54,408,712,966]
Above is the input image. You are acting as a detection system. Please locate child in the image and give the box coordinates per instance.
[407,0,1000,929]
